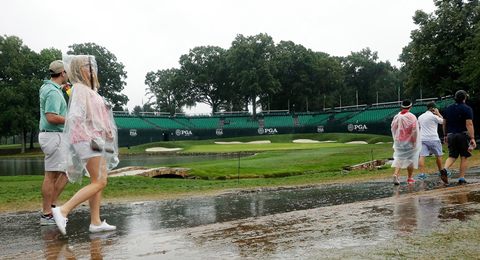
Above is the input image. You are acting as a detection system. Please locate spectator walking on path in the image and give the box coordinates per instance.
[417,101,444,176]
[391,99,421,185]
[51,55,119,235]
[38,60,69,225]
[440,90,476,185]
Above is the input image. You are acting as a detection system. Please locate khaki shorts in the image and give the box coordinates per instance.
[38,132,67,172]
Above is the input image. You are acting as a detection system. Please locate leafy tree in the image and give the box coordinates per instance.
[132,105,143,115]
[67,43,129,107]
[227,33,280,117]
[460,10,480,97]
[145,68,194,116]
[341,48,400,106]
[36,48,62,79]
[400,0,480,98]
[0,35,42,152]
[179,46,231,114]
[270,41,344,112]
[131,104,154,115]
[269,41,313,111]
[142,103,155,113]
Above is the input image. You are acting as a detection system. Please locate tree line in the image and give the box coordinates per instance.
[2,0,480,150]
[145,0,480,117]
[143,36,402,118]
[0,38,128,151]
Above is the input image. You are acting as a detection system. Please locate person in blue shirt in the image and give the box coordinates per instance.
[440,90,476,185]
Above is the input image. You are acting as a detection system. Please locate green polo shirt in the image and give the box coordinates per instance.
[39,80,67,132]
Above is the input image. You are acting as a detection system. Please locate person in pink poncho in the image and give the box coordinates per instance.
[51,55,119,235]
[391,99,421,185]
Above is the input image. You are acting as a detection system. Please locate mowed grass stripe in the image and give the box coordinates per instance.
[162,143,393,179]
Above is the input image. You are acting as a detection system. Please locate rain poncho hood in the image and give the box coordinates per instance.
[391,110,421,169]
[62,55,119,182]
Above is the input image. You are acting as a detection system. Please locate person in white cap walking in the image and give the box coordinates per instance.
[38,60,69,225]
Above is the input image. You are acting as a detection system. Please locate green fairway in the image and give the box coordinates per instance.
[0,133,399,212]
[120,133,393,154]
[128,133,394,179]
[162,143,392,179]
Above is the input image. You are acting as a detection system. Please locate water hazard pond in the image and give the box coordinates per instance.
[0,154,235,176]
[1,171,480,259]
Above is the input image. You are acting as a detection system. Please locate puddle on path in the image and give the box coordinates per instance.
[1,172,480,259]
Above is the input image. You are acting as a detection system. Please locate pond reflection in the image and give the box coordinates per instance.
[0,154,235,176]
[1,174,479,259]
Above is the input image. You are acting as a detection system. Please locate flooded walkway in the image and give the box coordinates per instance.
[1,171,480,259]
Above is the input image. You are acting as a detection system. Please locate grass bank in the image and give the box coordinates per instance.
[2,133,478,214]
[0,166,394,213]
[166,143,392,179]
[323,215,480,259]
[119,133,392,154]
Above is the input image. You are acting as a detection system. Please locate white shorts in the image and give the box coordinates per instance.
[39,132,67,172]
[72,141,102,160]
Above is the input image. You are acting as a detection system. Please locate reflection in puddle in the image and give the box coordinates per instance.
[1,178,480,259]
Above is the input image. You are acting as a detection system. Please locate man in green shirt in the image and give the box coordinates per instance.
[38,60,69,225]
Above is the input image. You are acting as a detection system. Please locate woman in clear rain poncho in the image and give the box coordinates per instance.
[391,99,421,185]
[51,55,119,235]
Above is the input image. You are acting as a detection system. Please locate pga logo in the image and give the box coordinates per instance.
[347,124,368,132]
[258,127,278,135]
[317,126,324,133]
[215,128,223,136]
[175,129,193,136]
[129,129,137,137]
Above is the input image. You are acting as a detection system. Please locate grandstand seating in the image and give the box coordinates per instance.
[114,117,156,129]
[409,105,426,115]
[345,107,399,124]
[435,98,455,109]
[114,97,456,143]
[143,117,186,129]
[222,116,258,129]
[263,115,293,128]
[296,115,314,126]
[331,111,357,121]
[190,117,220,129]
[171,117,196,128]
[306,113,331,126]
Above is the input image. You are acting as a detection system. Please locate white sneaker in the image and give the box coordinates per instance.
[89,220,116,233]
[51,207,68,235]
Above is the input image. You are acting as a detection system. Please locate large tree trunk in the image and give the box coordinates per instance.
[251,97,257,119]
[29,128,35,149]
[21,130,26,154]
[211,101,218,115]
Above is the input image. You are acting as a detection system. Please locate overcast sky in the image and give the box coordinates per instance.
[2,0,435,114]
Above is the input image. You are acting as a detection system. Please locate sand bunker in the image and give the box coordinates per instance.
[293,139,320,143]
[345,141,368,144]
[247,140,271,144]
[215,140,271,144]
[145,147,183,152]
[292,139,337,143]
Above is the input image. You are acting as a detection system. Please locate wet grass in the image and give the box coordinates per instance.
[0,165,394,213]
[165,144,392,179]
[1,132,479,213]
[119,133,392,154]
[329,215,480,259]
